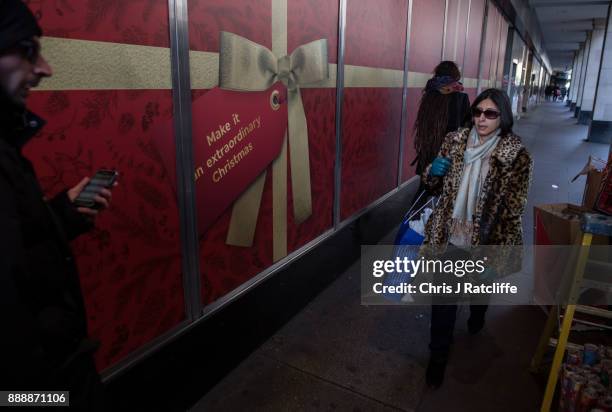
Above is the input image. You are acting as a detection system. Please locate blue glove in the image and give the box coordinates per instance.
[429,157,451,177]
[478,267,497,281]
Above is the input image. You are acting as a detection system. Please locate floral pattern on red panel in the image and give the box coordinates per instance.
[341,88,403,220]
[402,90,420,183]
[27,0,170,47]
[188,0,272,52]
[26,90,185,370]
[287,0,339,63]
[344,0,408,70]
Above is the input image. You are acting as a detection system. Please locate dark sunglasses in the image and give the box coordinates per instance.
[472,107,501,119]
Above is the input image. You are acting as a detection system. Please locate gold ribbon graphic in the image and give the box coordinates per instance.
[219,32,329,260]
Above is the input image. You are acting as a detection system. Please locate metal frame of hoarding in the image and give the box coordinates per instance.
[101,224,336,380]
[335,175,419,233]
[461,0,472,74]
[100,0,423,380]
[333,0,347,229]
[100,0,497,382]
[199,228,334,320]
[167,0,201,323]
[476,0,489,94]
[102,319,190,381]
[489,0,553,76]
[101,0,200,380]
[442,0,449,60]
[492,11,503,87]
[397,0,413,187]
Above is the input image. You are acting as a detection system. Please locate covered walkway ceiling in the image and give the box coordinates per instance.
[530,0,610,71]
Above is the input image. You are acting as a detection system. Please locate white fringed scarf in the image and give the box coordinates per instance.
[450,127,501,246]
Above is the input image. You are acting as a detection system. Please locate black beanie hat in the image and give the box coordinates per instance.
[0,0,42,53]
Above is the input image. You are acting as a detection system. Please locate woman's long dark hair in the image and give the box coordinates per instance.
[413,61,462,173]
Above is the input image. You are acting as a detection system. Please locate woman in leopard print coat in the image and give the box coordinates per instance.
[421,126,532,248]
[420,89,533,388]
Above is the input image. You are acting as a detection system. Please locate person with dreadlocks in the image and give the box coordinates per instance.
[412,61,470,177]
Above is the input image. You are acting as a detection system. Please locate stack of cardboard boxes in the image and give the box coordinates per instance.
[533,154,611,305]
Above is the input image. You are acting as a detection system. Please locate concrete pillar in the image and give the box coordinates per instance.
[537,71,543,104]
[571,46,584,111]
[576,34,592,117]
[522,50,533,112]
[579,20,606,125]
[567,53,577,107]
[577,32,593,116]
[589,4,612,143]
[538,69,545,104]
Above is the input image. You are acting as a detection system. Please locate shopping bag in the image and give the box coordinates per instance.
[383,191,437,302]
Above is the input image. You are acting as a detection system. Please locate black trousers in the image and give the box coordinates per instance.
[429,303,488,355]
[428,246,489,356]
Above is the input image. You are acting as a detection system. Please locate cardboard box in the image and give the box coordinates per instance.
[533,203,609,305]
[595,152,612,215]
[572,155,606,210]
[583,169,603,210]
[534,203,589,245]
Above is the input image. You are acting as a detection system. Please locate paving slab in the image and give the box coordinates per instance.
[416,306,546,412]
[190,353,403,412]
[258,260,428,411]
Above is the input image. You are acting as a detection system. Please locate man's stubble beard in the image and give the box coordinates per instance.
[0,85,26,112]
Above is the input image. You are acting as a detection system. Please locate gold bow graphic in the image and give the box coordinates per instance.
[218,31,329,260]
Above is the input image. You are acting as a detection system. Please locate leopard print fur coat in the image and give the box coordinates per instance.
[421,127,533,249]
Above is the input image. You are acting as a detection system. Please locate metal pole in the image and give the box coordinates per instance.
[333,0,347,228]
[442,0,449,60]
[397,0,414,187]
[476,0,489,94]
[168,0,202,320]
[461,0,473,74]
[492,11,503,87]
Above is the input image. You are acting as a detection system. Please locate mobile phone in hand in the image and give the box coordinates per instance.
[74,169,119,209]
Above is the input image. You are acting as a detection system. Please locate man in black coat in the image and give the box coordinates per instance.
[0,1,114,409]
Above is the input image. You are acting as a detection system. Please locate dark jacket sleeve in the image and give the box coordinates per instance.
[48,190,93,240]
[459,92,471,128]
[0,173,53,388]
[446,92,471,133]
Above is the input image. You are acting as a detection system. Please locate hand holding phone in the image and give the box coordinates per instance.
[73,169,119,210]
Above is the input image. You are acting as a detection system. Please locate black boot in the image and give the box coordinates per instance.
[426,352,448,388]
